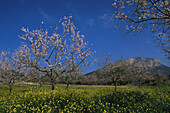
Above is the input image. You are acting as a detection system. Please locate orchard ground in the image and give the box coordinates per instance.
[0,84,169,112]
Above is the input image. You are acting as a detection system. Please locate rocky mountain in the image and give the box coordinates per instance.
[127,57,170,75]
[86,57,170,76]
[128,57,162,68]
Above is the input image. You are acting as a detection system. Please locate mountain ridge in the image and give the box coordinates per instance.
[85,57,170,76]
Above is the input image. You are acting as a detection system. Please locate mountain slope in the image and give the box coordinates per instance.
[127,57,170,75]
[86,57,170,76]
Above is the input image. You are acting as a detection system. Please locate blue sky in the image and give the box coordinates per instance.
[0,0,169,73]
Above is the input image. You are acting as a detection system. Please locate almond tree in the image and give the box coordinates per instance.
[0,51,14,93]
[0,50,25,93]
[83,74,98,85]
[113,0,170,56]
[26,68,45,88]
[129,66,152,87]
[155,70,169,86]
[19,16,93,90]
[58,67,82,90]
[98,56,129,92]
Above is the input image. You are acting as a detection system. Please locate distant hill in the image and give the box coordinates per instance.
[85,57,170,77]
[127,57,170,75]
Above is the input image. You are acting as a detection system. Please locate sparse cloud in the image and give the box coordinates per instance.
[98,11,114,26]
[38,8,55,24]
[87,18,95,26]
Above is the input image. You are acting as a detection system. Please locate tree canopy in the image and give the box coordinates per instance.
[113,0,170,57]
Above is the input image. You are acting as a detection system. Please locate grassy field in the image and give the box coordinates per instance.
[0,84,169,113]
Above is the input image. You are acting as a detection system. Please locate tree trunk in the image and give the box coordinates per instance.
[114,81,117,92]
[39,82,42,88]
[139,80,141,88]
[9,84,13,94]
[39,82,42,91]
[66,83,69,91]
[52,82,55,90]
[158,80,161,88]
[50,69,55,90]
[8,78,14,94]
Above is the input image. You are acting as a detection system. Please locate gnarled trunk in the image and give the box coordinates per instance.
[114,80,117,92]
[9,84,13,93]
[8,78,14,94]
[39,82,42,88]
[66,83,69,91]
[52,82,55,90]
[39,82,43,91]
[49,69,55,90]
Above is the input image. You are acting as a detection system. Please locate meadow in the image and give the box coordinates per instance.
[0,84,169,113]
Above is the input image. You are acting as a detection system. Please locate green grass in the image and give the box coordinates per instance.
[0,84,128,95]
